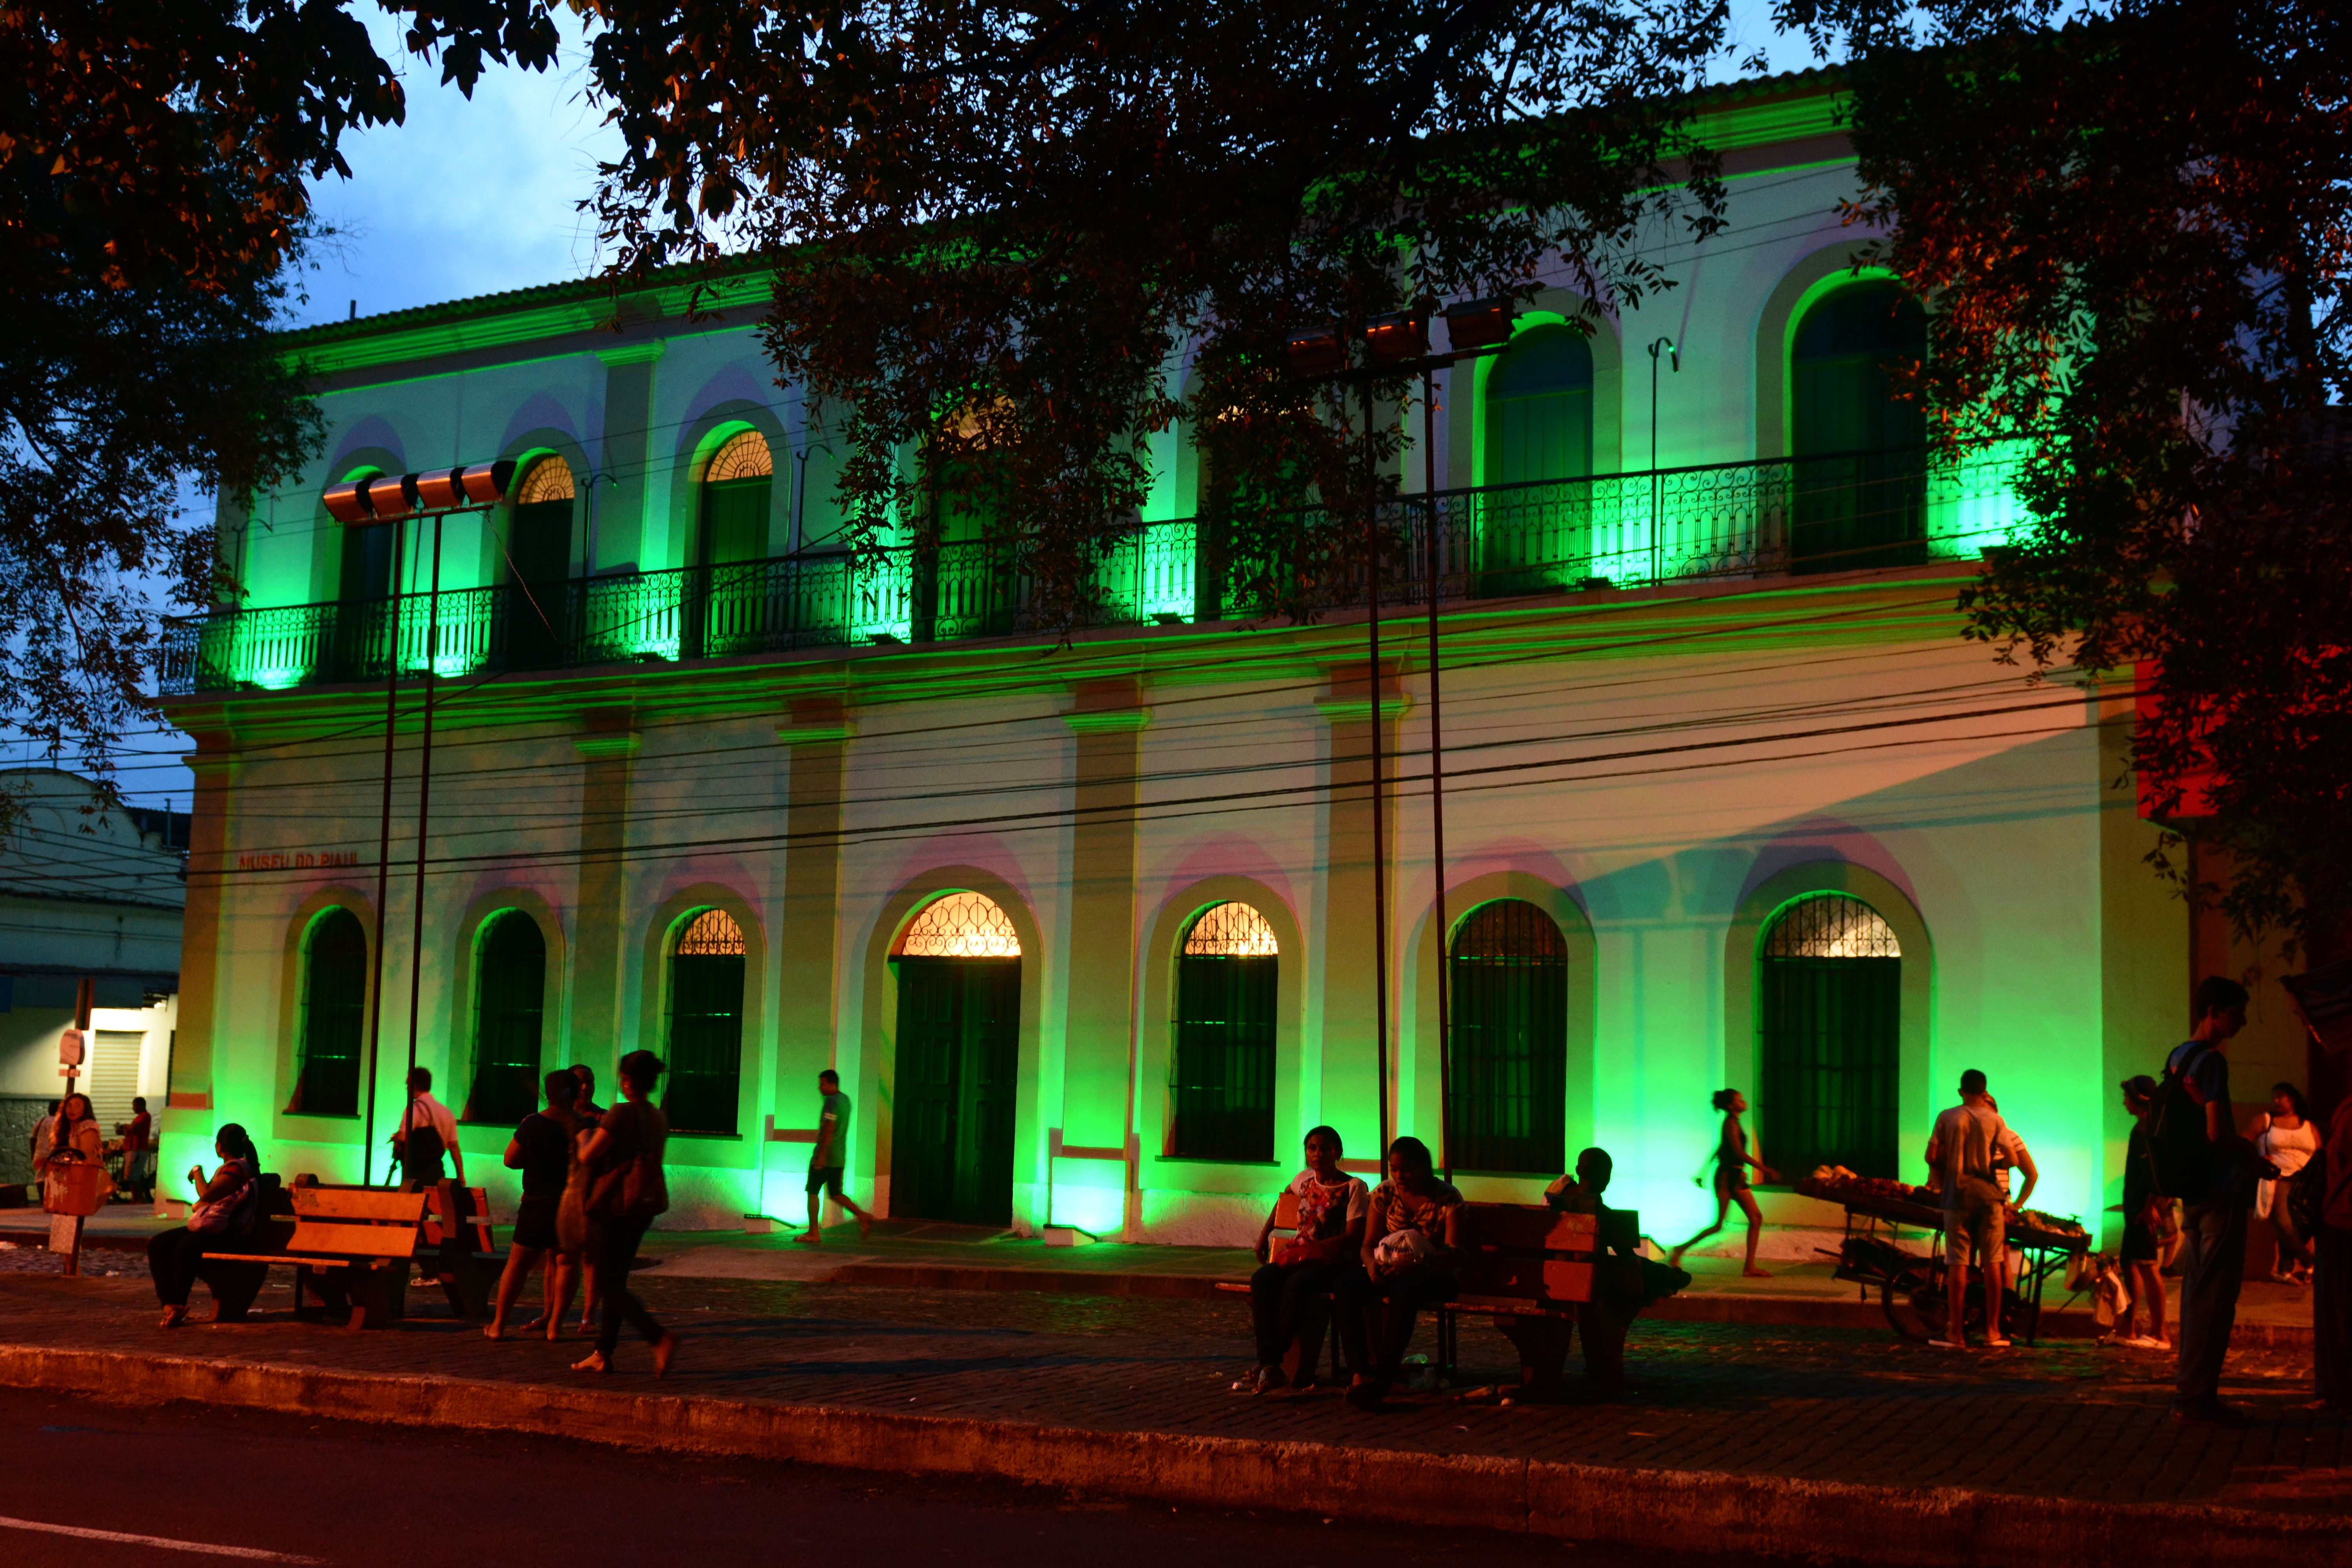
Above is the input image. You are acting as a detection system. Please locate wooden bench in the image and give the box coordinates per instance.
[1435,1202,1645,1391]
[203,1187,426,1330]
[418,1181,503,1319]
[1214,1188,1345,1384]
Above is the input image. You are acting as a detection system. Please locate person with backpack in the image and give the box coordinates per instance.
[2152,975,2270,1427]
[390,1066,464,1191]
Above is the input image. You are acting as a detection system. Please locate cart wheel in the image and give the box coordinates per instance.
[1880,1263,1941,1343]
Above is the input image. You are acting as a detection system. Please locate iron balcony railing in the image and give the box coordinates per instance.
[161,447,2024,696]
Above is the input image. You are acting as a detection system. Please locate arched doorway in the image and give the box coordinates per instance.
[506,456,575,666]
[690,430,772,657]
[1789,281,1928,571]
[1481,326,1594,595]
[893,892,1021,1223]
[666,908,746,1135]
[1169,901,1278,1162]
[1445,899,1569,1174]
[1758,894,1902,1178]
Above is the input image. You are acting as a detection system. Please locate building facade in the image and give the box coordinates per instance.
[1,769,185,1187]
[159,78,2230,1250]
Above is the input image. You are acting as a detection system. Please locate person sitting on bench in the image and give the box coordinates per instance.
[149,1124,262,1329]
[1248,1124,1368,1395]
[1344,1136,1463,1411]
[1532,1147,1690,1389]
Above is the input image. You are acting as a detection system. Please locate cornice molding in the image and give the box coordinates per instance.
[573,731,642,760]
[1062,708,1151,734]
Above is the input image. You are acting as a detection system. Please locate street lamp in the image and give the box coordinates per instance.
[332,460,514,1184]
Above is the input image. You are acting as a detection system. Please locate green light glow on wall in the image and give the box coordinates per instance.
[1928,441,2031,561]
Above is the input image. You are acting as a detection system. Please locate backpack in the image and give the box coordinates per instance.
[399,1100,448,1187]
[2149,1045,2217,1203]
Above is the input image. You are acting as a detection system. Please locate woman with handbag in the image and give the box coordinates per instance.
[569,1050,680,1376]
[42,1092,113,1216]
[147,1124,262,1328]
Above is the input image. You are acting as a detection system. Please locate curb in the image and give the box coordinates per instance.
[4,1342,2343,1566]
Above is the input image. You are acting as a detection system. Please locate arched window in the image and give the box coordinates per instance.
[893,892,1021,1223]
[1446,900,1569,1174]
[465,911,546,1125]
[666,908,746,1135]
[699,431,773,568]
[1485,327,1594,487]
[1170,902,1279,1163]
[1790,282,1928,570]
[291,908,367,1116]
[1759,894,1902,1179]
[506,457,576,665]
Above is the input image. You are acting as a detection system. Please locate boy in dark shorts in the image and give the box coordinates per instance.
[795,1069,873,1244]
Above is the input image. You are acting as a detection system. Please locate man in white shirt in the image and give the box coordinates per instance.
[1924,1069,2013,1349]
[390,1066,464,1188]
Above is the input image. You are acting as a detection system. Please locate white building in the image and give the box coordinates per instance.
[1,769,184,1188]
[158,75,2290,1252]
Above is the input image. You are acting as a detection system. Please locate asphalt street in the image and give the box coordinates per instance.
[0,1386,1757,1568]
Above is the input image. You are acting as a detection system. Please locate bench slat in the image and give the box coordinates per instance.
[1457,1255,1593,1303]
[289,1220,421,1258]
[294,1189,425,1222]
[200,1253,352,1268]
[1459,1203,1597,1251]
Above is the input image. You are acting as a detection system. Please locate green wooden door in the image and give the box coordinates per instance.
[1760,954,1900,1179]
[1791,282,1928,572]
[506,497,573,666]
[1170,953,1277,1161]
[666,950,744,1135]
[894,956,1020,1224]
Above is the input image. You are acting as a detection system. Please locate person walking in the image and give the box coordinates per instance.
[793,1068,875,1245]
[1247,1125,1368,1394]
[2117,1075,2171,1350]
[485,1071,581,1340]
[1924,1069,2013,1349]
[148,1124,261,1328]
[390,1067,464,1190]
[29,1098,58,1171]
[1667,1089,1776,1276]
[117,1096,156,1204]
[566,1062,606,1332]
[2251,1082,2322,1283]
[570,1050,680,1376]
[2152,975,2265,1426]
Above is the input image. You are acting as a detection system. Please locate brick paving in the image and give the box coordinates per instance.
[4,1244,2347,1520]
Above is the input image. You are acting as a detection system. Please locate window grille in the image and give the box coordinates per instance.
[705,430,773,483]
[899,892,1021,958]
[1759,893,1902,1180]
[1182,901,1278,956]
[1446,899,1568,1174]
[515,456,575,505]
[1762,895,1901,959]
[676,907,745,956]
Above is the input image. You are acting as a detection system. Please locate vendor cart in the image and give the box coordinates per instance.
[1796,1177,2086,1346]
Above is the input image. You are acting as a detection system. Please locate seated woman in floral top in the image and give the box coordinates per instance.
[1248,1124,1369,1394]
[1344,1135,1463,1410]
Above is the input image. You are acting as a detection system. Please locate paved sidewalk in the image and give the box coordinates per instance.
[3,1244,2344,1517]
[6,1212,2322,1344]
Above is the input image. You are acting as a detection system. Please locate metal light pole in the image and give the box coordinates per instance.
[1648,337,1678,583]
[325,463,512,1184]
[402,506,446,1100]
[1360,375,1393,1160]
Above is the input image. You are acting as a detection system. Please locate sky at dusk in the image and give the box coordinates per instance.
[61,2,1814,811]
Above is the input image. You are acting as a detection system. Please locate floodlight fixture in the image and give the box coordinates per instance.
[412,467,466,512]
[1365,309,1430,365]
[363,474,418,523]
[323,480,374,525]
[458,459,516,506]
[1286,324,1346,379]
[1443,298,1515,352]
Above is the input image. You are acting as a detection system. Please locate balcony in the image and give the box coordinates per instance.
[161,448,2022,697]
